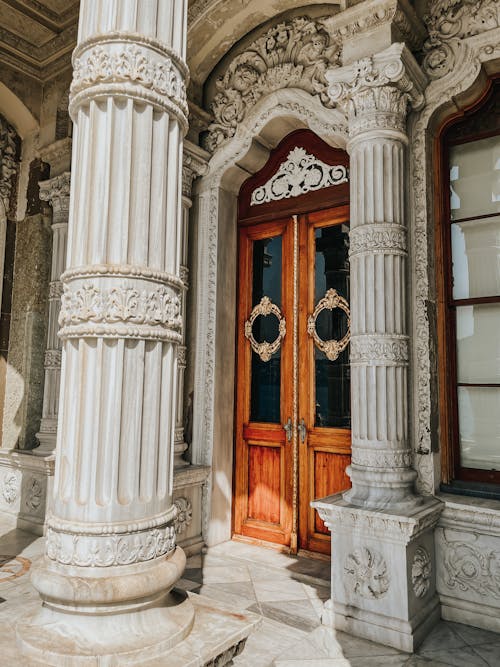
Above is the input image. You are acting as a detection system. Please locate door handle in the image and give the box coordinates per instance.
[283,417,292,442]
[298,418,307,443]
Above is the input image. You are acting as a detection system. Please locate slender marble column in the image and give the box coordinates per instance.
[327,44,427,510]
[20,2,193,662]
[174,143,208,468]
[35,173,70,455]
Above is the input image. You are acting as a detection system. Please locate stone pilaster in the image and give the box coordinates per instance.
[174,141,208,468]
[35,173,70,455]
[18,1,194,662]
[313,44,442,652]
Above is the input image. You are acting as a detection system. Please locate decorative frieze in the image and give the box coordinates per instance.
[251,147,348,205]
[351,448,413,469]
[349,224,407,256]
[71,37,188,127]
[412,546,431,599]
[205,16,341,151]
[441,534,500,599]
[350,335,409,365]
[46,524,176,568]
[344,547,389,599]
[58,279,182,341]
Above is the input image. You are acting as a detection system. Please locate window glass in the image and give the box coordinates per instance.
[458,387,500,470]
[450,135,500,220]
[456,304,500,384]
[451,220,500,299]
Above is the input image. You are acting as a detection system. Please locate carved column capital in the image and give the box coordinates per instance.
[182,141,209,198]
[326,43,427,137]
[39,172,71,219]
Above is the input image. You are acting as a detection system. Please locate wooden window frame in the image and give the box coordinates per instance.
[437,78,500,487]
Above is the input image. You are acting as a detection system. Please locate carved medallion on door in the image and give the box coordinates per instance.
[233,129,352,555]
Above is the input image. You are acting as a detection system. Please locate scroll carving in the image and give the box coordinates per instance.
[251,147,348,206]
[245,296,286,362]
[307,289,350,361]
[205,16,341,151]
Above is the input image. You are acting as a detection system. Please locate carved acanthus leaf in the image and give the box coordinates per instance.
[251,147,348,206]
[422,0,500,79]
[173,497,193,535]
[412,546,431,598]
[441,534,500,599]
[344,547,389,599]
[205,16,341,151]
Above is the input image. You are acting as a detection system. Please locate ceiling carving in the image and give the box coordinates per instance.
[0,0,79,81]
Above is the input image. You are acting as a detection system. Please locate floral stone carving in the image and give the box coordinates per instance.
[442,537,500,599]
[205,16,341,151]
[251,147,348,205]
[344,547,389,599]
[2,472,19,504]
[174,497,193,535]
[412,546,431,598]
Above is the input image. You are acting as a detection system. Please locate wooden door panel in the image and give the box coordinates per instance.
[234,218,294,547]
[298,208,352,554]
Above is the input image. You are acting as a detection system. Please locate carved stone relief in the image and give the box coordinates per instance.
[1,472,19,504]
[205,16,341,151]
[442,534,500,599]
[0,117,17,209]
[422,0,500,79]
[174,497,193,535]
[412,546,431,598]
[25,477,43,512]
[344,547,389,599]
[251,147,348,206]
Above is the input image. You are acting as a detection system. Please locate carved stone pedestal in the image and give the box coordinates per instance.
[314,495,443,652]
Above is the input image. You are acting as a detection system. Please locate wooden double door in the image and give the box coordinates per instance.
[234,205,352,555]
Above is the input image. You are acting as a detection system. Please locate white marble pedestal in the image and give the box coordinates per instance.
[313,495,443,652]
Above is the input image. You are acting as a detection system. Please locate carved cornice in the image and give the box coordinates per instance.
[0,116,18,208]
[422,0,500,80]
[326,43,427,136]
[204,16,341,152]
[251,147,348,206]
[70,34,188,129]
[39,172,71,213]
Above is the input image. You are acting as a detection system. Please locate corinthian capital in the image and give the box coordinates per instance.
[182,140,209,198]
[39,172,71,214]
[325,43,427,136]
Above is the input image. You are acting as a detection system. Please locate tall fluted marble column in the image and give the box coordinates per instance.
[35,173,70,455]
[313,44,442,652]
[19,1,194,662]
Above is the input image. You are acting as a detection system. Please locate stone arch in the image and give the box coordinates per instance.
[188,87,347,545]
[0,82,38,140]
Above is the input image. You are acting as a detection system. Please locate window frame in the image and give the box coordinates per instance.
[437,78,500,487]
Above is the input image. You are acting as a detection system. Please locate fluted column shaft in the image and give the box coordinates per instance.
[36,173,70,454]
[23,2,193,663]
[327,44,427,509]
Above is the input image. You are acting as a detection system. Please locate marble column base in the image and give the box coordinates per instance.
[18,590,259,666]
[312,494,443,652]
[0,450,54,535]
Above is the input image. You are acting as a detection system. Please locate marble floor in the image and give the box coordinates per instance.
[1,516,500,666]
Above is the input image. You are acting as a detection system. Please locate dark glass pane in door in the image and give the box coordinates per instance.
[314,224,350,428]
[250,236,282,423]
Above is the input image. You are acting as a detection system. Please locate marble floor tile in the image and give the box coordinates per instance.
[450,622,500,647]
[416,621,467,653]
[465,643,500,666]
[418,646,490,666]
[252,577,311,602]
[332,629,404,658]
[200,564,252,584]
[274,659,351,666]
